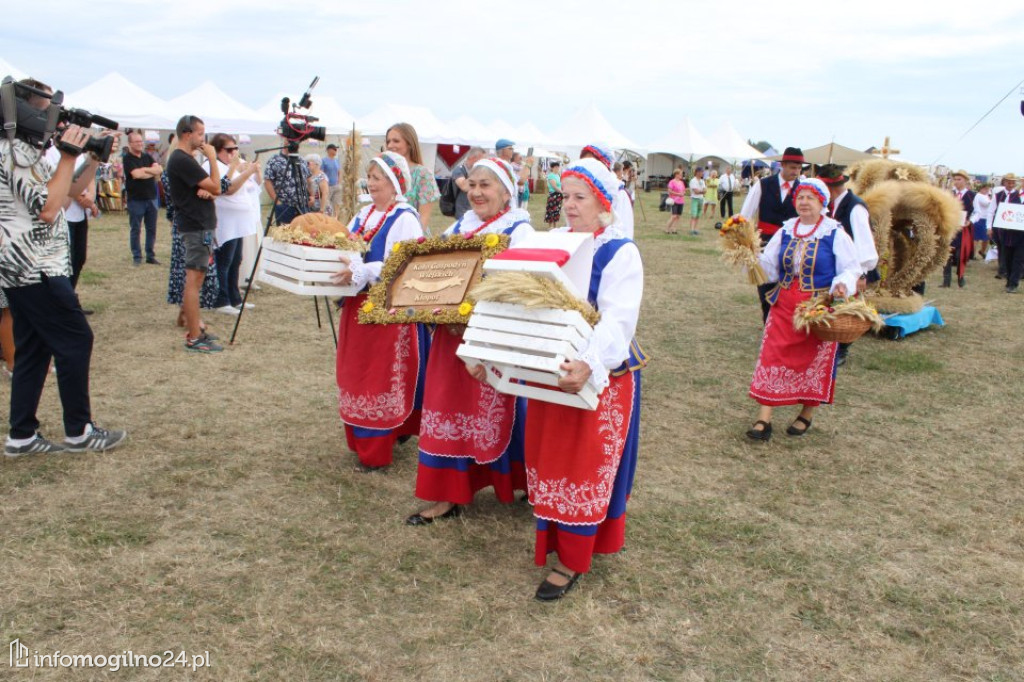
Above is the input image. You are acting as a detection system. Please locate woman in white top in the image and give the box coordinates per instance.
[407,157,535,526]
[971,183,992,259]
[331,151,426,471]
[203,134,261,315]
[747,178,861,441]
[518,157,647,601]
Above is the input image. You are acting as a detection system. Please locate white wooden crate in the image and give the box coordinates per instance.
[257,237,362,297]
[456,300,601,410]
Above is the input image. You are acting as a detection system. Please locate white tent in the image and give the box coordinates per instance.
[167,81,273,135]
[446,115,494,146]
[510,121,555,148]
[645,117,723,176]
[66,72,175,130]
[0,57,28,80]
[357,104,454,142]
[548,104,643,154]
[707,123,764,162]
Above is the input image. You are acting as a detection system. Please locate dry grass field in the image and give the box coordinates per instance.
[1,189,1022,681]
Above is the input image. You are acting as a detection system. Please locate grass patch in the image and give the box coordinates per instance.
[862,351,943,373]
[0,192,1020,680]
[77,270,110,284]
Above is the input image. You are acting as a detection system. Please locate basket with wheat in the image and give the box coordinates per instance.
[793,294,884,343]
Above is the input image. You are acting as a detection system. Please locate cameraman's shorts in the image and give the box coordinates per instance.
[182,230,213,272]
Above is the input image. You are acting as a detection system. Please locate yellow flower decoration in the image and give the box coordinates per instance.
[361,301,374,313]
[392,242,402,253]
[484,233,500,248]
[458,302,473,316]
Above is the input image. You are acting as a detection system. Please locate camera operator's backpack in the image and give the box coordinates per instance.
[439,176,458,217]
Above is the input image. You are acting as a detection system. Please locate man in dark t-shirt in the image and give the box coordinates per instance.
[166,115,222,353]
[122,131,162,265]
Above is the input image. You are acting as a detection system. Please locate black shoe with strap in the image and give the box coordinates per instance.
[746,420,772,441]
[786,416,813,436]
[535,567,582,601]
[405,504,462,526]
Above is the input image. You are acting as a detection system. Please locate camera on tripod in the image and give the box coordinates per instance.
[0,76,119,162]
[278,76,326,152]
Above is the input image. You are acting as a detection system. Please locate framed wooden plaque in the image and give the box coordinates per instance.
[358,233,510,324]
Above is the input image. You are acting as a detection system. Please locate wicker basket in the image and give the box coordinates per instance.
[808,315,872,343]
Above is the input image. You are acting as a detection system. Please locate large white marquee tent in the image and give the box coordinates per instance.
[2,58,775,182]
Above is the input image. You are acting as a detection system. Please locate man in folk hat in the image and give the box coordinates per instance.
[740,146,804,322]
[987,173,1017,279]
[943,169,974,288]
[997,177,1024,293]
[818,163,879,365]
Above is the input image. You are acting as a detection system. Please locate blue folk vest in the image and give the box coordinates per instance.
[589,239,648,375]
[765,229,839,305]
[351,206,416,264]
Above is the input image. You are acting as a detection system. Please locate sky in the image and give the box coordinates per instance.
[4,0,1023,172]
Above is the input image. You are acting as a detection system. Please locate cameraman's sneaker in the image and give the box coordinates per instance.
[185,334,223,353]
[64,423,127,453]
[5,433,66,458]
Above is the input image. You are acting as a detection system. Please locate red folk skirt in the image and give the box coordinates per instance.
[414,327,526,504]
[749,285,838,406]
[525,371,639,573]
[336,293,424,467]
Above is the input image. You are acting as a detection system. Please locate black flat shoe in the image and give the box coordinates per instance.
[786,416,812,436]
[405,504,462,526]
[746,420,772,441]
[357,463,387,474]
[535,567,582,602]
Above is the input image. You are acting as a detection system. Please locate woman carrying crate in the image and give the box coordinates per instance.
[520,157,647,601]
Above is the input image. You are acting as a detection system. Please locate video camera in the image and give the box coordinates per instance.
[0,76,119,162]
[277,76,326,152]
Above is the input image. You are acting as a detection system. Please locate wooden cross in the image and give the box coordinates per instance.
[877,136,901,159]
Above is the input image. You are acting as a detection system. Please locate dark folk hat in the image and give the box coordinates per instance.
[817,163,848,185]
[781,147,805,164]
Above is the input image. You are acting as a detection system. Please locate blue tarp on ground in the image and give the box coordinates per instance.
[882,306,944,339]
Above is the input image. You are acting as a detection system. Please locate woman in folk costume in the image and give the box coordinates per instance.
[524,158,647,601]
[746,178,861,441]
[332,152,428,471]
[406,158,536,525]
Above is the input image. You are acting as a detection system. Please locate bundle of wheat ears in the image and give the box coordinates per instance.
[719,216,767,285]
[468,271,601,327]
[338,126,362,227]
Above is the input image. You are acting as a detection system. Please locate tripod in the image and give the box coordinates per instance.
[229,143,338,346]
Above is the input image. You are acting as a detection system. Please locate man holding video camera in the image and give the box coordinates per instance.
[0,77,126,456]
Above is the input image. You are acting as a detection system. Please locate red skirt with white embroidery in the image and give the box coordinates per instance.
[418,327,516,463]
[749,285,838,406]
[336,293,422,431]
[413,327,525,504]
[525,372,635,527]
